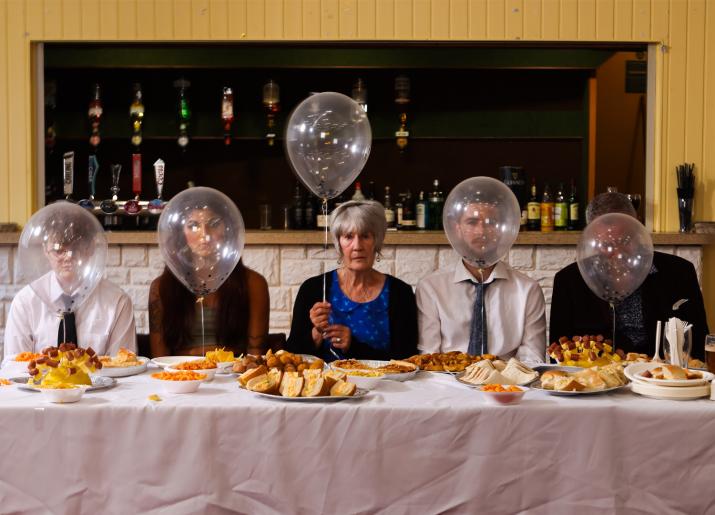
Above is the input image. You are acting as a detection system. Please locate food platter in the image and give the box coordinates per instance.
[529,381,627,396]
[330,359,418,382]
[454,371,537,388]
[239,384,370,402]
[12,375,117,392]
[624,362,714,387]
[98,357,149,378]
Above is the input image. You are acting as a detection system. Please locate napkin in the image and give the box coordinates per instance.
[665,317,693,367]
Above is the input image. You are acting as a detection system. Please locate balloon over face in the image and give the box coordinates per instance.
[18,201,108,314]
[285,92,372,200]
[158,187,245,297]
[577,213,654,304]
[443,177,521,269]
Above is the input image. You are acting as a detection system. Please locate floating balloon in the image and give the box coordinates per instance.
[443,177,521,269]
[285,92,371,200]
[157,187,245,297]
[577,212,654,305]
[18,201,108,314]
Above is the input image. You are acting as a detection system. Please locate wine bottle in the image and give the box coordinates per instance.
[554,182,568,231]
[567,179,580,231]
[540,182,554,233]
[526,178,541,231]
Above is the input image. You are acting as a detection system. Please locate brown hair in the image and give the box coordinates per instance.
[157,260,250,353]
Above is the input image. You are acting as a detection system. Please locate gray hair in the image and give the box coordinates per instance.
[330,200,387,256]
[586,192,637,224]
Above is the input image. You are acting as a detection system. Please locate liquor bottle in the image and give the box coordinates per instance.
[395,193,405,229]
[400,190,417,230]
[365,181,376,200]
[395,75,410,151]
[263,79,280,146]
[63,151,74,201]
[416,191,429,230]
[428,179,444,230]
[352,78,368,113]
[88,83,103,149]
[303,195,316,230]
[351,181,366,201]
[291,183,304,230]
[129,83,145,149]
[526,178,541,231]
[554,182,568,231]
[221,86,234,146]
[175,78,191,149]
[540,182,555,233]
[567,179,580,231]
[383,186,396,229]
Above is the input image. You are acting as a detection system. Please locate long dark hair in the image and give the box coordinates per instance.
[158,260,250,353]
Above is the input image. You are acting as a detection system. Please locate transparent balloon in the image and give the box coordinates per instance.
[577,212,654,305]
[442,177,521,269]
[285,92,372,200]
[157,187,245,297]
[17,202,108,315]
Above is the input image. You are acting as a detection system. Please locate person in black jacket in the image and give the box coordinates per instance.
[286,200,418,362]
[550,192,709,359]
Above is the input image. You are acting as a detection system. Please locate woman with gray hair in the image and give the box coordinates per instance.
[286,200,418,361]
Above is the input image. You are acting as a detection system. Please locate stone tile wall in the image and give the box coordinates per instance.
[0,244,704,356]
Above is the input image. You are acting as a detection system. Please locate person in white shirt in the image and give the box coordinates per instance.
[416,201,546,362]
[2,223,136,364]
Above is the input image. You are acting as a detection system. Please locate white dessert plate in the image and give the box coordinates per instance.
[240,385,369,402]
[151,356,203,369]
[330,360,417,382]
[630,380,710,400]
[13,375,116,392]
[624,362,714,387]
[98,357,149,378]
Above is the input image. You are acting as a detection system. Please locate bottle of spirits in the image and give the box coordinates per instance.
[526,178,541,231]
[221,86,234,146]
[129,83,144,149]
[291,183,304,230]
[263,79,280,146]
[303,194,316,230]
[428,179,444,230]
[175,79,191,149]
[383,186,396,229]
[554,182,568,231]
[567,179,580,231]
[351,181,366,201]
[540,182,555,233]
[394,193,404,229]
[88,83,103,149]
[400,190,416,230]
[416,191,429,230]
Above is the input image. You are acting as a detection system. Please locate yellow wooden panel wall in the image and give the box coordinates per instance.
[0,0,714,326]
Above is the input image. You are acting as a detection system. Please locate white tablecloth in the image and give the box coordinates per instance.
[1,366,714,515]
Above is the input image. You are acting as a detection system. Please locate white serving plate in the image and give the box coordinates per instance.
[330,360,417,382]
[630,380,710,400]
[151,356,203,369]
[98,356,150,378]
[240,385,369,402]
[529,381,627,396]
[13,375,116,392]
[624,362,714,387]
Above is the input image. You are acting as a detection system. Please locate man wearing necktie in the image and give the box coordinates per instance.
[3,213,136,364]
[416,200,546,362]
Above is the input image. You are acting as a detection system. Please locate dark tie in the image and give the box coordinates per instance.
[468,281,491,356]
[57,294,78,345]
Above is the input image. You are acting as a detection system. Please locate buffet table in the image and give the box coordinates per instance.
[1,368,714,514]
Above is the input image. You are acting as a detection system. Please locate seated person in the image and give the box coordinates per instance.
[149,206,269,357]
[286,200,417,362]
[416,201,546,362]
[3,216,136,362]
[550,192,709,359]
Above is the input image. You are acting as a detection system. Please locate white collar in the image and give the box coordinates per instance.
[452,259,510,285]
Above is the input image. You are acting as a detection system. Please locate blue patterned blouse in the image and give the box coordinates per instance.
[324,269,391,359]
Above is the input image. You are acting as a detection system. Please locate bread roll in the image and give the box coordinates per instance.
[552,377,586,391]
[540,370,569,389]
[279,373,304,397]
[246,374,279,394]
[301,376,330,397]
[239,364,268,386]
[330,380,357,397]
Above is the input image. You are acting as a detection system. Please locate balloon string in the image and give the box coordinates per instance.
[322,198,328,303]
[197,296,205,355]
[610,302,616,350]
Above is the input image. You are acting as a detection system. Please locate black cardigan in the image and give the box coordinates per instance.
[286,271,418,361]
[549,251,709,359]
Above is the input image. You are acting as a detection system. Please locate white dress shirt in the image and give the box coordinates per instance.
[416,260,546,362]
[2,273,136,363]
